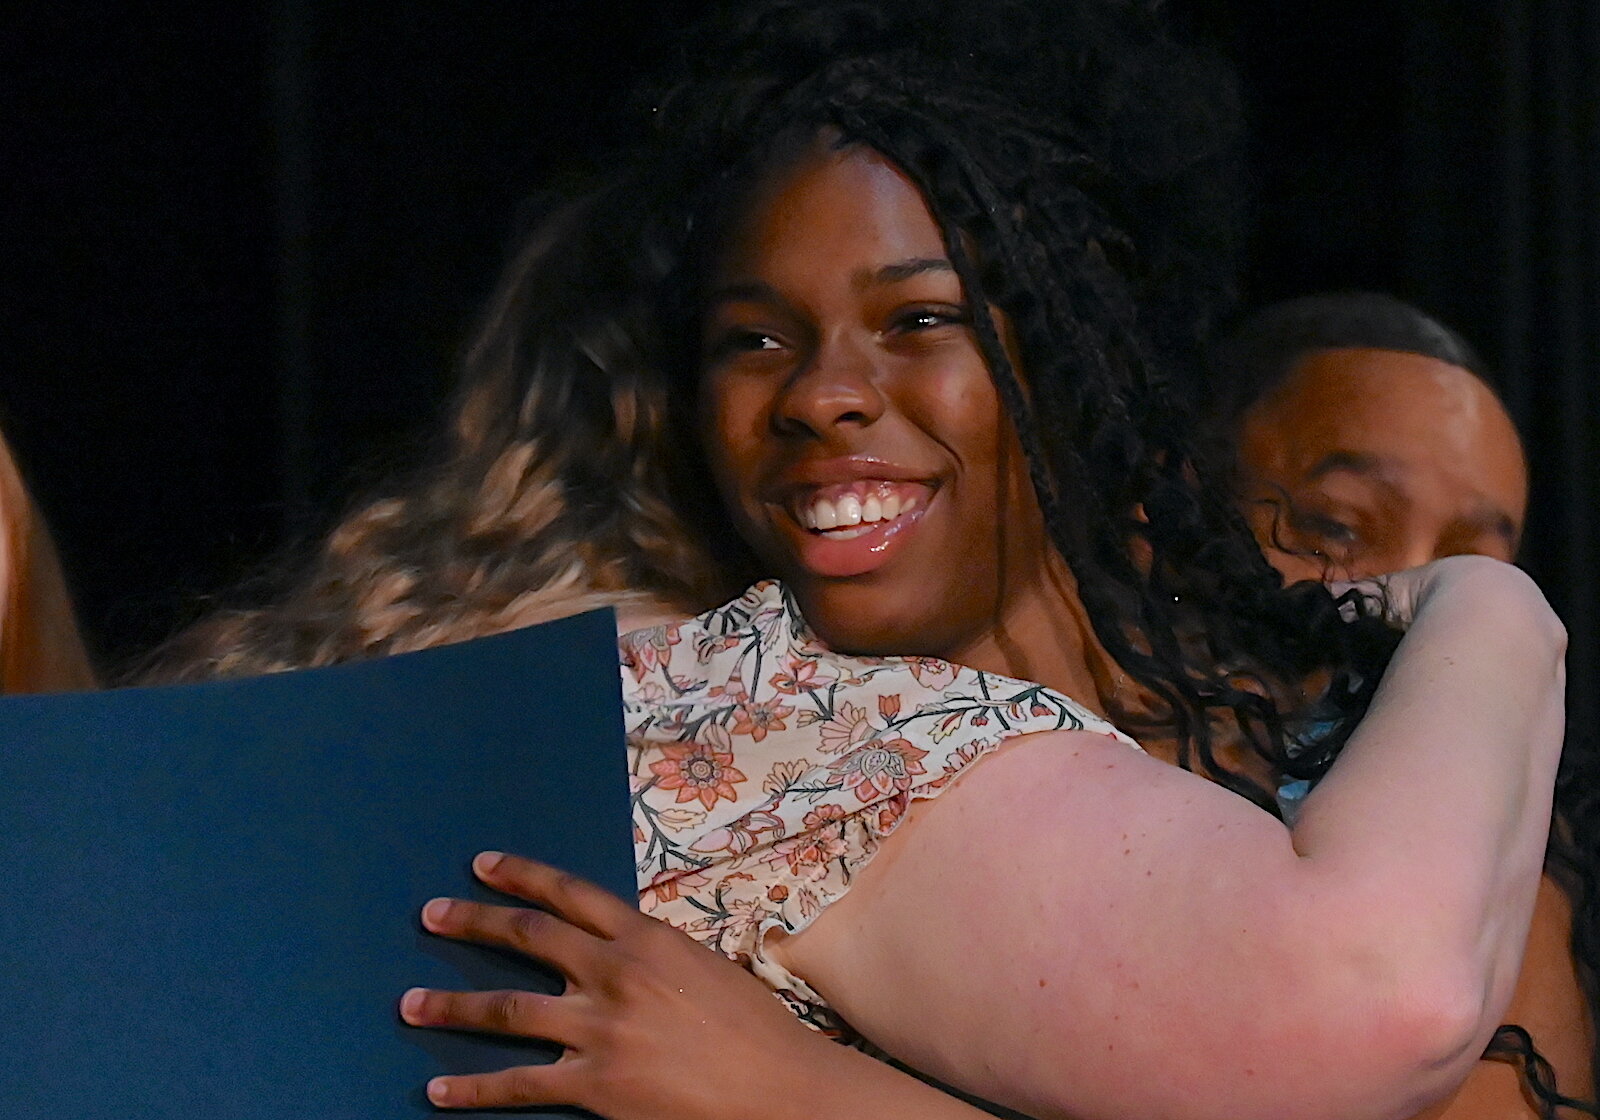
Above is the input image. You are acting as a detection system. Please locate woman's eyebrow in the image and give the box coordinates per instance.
[855,257,954,289]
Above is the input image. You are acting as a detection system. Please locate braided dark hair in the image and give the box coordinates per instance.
[628,0,1395,806]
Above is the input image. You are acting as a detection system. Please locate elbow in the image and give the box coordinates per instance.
[1382,970,1491,1075]
[1214,911,1500,1120]
[1320,963,1493,1119]
[1015,967,1494,1120]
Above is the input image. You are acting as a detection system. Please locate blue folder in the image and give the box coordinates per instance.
[0,608,633,1119]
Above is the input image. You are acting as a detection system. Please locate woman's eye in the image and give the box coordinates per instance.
[706,329,784,360]
[892,306,969,333]
[734,330,782,350]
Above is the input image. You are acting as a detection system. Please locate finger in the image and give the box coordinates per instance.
[424,1061,582,1111]
[1326,576,1385,598]
[398,986,585,1048]
[1328,576,1409,626]
[471,851,640,940]
[1327,581,1373,624]
[420,896,606,978]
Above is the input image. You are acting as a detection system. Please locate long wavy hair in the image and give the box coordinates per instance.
[147,1,1590,1110]
[146,185,749,680]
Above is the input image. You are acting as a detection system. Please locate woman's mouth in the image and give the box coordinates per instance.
[779,480,933,577]
[793,481,922,537]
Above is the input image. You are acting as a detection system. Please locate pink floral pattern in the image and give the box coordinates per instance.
[648,732,747,810]
[620,580,1140,1032]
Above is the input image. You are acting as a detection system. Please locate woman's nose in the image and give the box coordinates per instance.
[772,334,886,436]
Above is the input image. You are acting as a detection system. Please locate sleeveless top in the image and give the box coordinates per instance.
[621,581,1141,1033]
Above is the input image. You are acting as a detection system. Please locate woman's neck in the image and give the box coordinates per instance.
[937,556,1123,719]
[923,563,1286,786]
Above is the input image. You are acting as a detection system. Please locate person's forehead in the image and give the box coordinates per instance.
[1241,346,1530,519]
[1257,349,1519,461]
[1271,348,1484,433]
[716,144,941,270]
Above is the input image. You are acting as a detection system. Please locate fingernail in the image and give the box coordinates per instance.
[421,898,453,928]
[399,987,427,1022]
[473,850,505,876]
[427,1077,452,1105]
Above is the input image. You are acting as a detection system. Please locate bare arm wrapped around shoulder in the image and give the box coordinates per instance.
[772,555,1567,1120]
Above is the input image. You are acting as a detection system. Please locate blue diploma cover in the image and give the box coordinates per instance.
[0,608,633,1118]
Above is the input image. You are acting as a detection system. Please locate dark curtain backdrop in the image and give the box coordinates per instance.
[1403,2,1599,738]
[2,2,1595,732]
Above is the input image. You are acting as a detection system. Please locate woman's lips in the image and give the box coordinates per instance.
[777,479,934,578]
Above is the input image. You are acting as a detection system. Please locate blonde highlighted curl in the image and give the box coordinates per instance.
[146,189,746,682]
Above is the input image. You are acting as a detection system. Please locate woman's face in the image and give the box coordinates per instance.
[697,143,1053,657]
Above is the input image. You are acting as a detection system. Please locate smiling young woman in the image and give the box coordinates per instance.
[389,128,1573,1116]
[160,2,1590,1117]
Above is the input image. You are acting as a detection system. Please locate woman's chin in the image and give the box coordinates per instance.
[787,583,954,660]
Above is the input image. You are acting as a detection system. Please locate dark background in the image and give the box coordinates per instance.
[2,2,1595,732]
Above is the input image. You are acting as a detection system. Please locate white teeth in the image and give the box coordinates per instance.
[797,487,922,534]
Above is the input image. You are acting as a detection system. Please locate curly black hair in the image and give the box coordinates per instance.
[620,0,1392,802]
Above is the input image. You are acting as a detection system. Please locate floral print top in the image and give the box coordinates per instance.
[620,581,1141,1033]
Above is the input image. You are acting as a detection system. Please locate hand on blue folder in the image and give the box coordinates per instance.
[402,850,822,1117]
